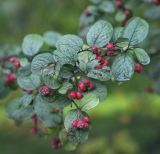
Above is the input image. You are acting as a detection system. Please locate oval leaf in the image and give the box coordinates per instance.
[22,34,43,56]
[55,35,83,65]
[123,17,149,45]
[87,20,113,47]
[111,54,134,81]
[134,48,150,65]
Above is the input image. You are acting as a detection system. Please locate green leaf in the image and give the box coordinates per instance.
[99,1,115,13]
[111,54,134,81]
[87,20,113,47]
[64,109,84,130]
[133,48,150,65]
[87,67,111,81]
[22,34,43,56]
[43,31,62,46]
[92,82,107,101]
[122,17,149,45]
[75,93,99,111]
[34,95,61,127]
[31,53,55,75]
[17,74,41,90]
[58,82,73,94]
[55,35,83,65]
[67,128,89,145]
[7,99,34,122]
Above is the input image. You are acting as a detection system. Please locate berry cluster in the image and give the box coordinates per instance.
[106,42,116,56]
[39,85,54,96]
[9,57,21,68]
[95,56,109,69]
[77,79,94,91]
[68,79,94,100]
[68,91,83,100]
[72,116,90,129]
[91,46,102,55]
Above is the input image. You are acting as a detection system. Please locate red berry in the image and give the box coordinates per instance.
[96,49,102,55]
[135,63,144,73]
[9,57,17,63]
[84,116,90,122]
[107,50,115,56]
[115,0,124,8]
[83,79,90,84]
[39,86,54,96]
[83,122,89,129]
[102,60,109,67]
[68,91,77,99]
[152,0,160,5]
[92,46,97,51]
[5,73,15,84]
[72,118,89,129]
[51,138,61,149]
[77,120,85,128]
[77,82,87,91]
[124,9,132,17]
[106,43,115,49]
[14,60,21,68]
[96,56,105,63]
[31,114,38,125]
[92,46,101,55]
[76,91,83,100]
[87,82,94,90]
[72,120,78,127]
[9,73,15,80]
[30,127,37,135]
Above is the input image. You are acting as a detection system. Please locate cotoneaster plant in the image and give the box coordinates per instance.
[7,17,150,150]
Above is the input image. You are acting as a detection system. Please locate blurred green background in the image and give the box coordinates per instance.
[0,0,160,154]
